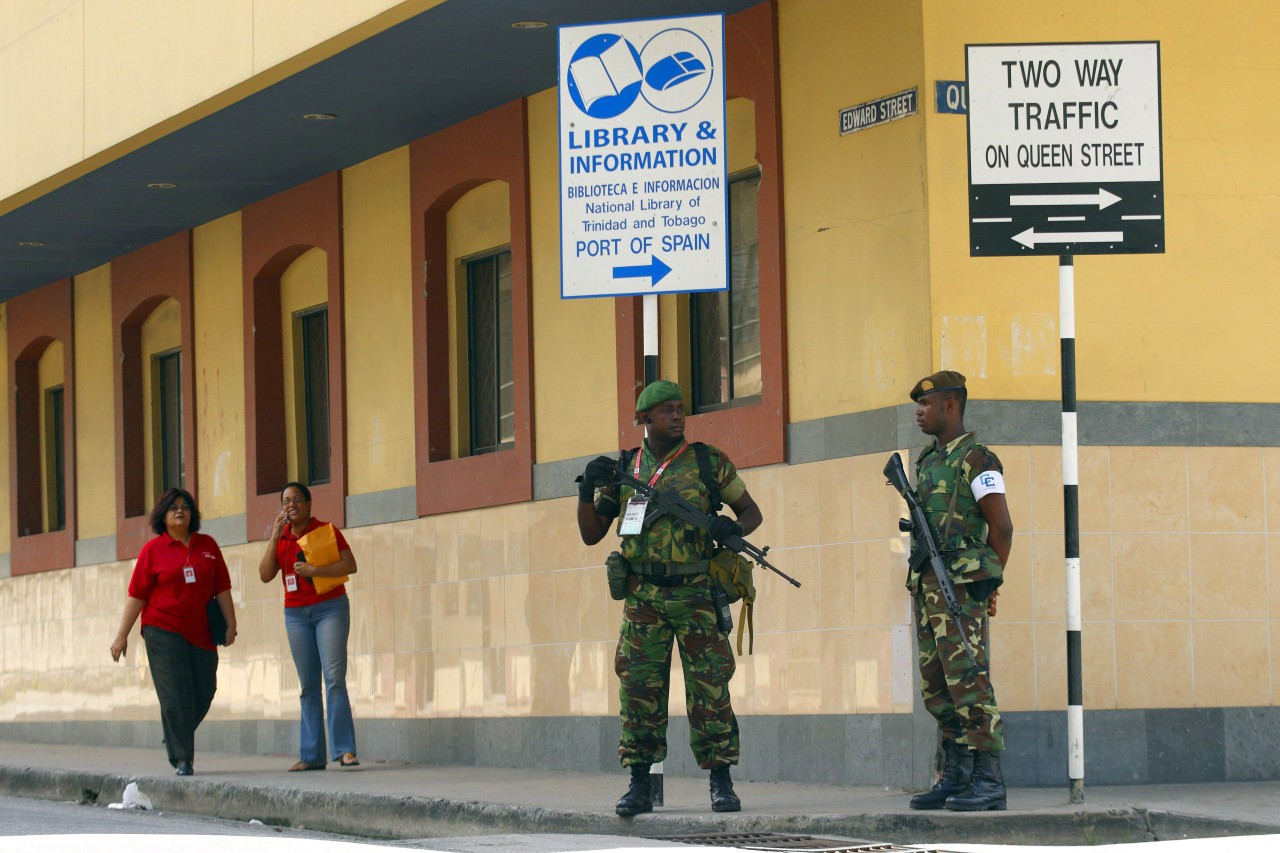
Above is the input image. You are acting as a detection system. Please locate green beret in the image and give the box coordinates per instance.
[910,370,967,402]
[635,379,684,413]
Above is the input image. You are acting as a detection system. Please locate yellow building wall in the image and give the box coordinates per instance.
[920,0,1280,403]
[139,298,181,507]
[342,148,416,495]
[0,0,448,211]
[72,265,115,540]
[445,181,510,457]
[526,89,619,462]
[279,248,328,482]
[193,213,246,521]
[778,0,934,422]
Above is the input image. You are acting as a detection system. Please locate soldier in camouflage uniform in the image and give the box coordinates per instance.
[906,370,1013,812]
[577,380,763,816]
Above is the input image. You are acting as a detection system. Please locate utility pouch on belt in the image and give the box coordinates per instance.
[605,551,631,601]
[708,549,756,655]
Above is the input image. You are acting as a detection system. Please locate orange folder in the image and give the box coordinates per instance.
[298,523,348,594]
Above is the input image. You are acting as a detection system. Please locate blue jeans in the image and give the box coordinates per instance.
[285,595,356,763]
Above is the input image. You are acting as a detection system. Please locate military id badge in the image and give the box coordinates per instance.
[619,497,648,536]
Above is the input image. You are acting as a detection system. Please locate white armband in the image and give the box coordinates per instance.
[969,469,1006,500]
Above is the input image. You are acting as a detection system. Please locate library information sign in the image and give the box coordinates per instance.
[559,14,728,298]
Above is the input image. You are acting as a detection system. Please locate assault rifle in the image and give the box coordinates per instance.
[608,466,801,589]
[883,453,985,675]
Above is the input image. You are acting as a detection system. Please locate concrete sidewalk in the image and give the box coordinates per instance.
[0,740,1277,847]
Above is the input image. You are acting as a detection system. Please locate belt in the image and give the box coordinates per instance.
[631,559,709,578]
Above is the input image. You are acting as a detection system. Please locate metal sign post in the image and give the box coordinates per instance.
[966,41,1164,803]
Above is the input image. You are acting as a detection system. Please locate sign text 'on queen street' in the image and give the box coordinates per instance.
[966,42,1164,257]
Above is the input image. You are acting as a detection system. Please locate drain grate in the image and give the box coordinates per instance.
[647,832,953,853]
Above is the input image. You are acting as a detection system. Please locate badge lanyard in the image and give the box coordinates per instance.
[181,542,196,584]
[284,541,299,592]
[620,440,689,535]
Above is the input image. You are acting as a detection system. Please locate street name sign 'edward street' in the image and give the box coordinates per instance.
[966,42,1163,257]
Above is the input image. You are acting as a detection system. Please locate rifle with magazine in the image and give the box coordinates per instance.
[606,466,801,590]
[883,453,985,676]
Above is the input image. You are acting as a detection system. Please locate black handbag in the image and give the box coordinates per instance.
[207,598,228,646]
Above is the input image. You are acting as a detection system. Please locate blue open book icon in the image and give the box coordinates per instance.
[645,52,707,91]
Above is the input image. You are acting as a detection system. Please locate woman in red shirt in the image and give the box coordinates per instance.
[258,481,360,771]
[110,488,236,776]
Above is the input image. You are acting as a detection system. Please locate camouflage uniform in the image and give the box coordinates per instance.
[911,432,1004,753]
[599,442,745,769]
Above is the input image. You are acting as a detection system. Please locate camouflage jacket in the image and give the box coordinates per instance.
[603,441,746,565]
[909,432,1004,590]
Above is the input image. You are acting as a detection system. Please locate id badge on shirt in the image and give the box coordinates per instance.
[619,496,648,536]
[183,565,196,584]
[285,572,298,592]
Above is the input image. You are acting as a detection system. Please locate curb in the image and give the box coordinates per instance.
[1,765,1276,845]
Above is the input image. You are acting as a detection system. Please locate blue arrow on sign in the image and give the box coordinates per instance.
[612,255,672,286]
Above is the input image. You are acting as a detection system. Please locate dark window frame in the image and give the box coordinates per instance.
[691,166,763,414]
[152,348,184,497]
[44,385,66,533]
[295,304,332,485]
[463,247,515,456]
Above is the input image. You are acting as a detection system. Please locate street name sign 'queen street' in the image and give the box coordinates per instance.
[559,14,728,298]
[966,42,1163,257]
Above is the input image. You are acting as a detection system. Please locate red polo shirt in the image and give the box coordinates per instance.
[128,532,232,651]
[275,518,351,608]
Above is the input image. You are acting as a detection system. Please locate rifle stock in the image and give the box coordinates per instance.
[883,453,986,676]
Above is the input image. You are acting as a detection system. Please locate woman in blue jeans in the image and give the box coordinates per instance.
[258,482,360,770]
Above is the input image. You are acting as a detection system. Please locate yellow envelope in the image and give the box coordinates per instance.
[297,523,348,594]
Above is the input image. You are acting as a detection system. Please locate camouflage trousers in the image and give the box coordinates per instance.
[615,573,739,769]
[914,580,1004,752]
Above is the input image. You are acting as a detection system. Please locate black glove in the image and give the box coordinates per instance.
[578,455,617,503]
[708,514,744,544]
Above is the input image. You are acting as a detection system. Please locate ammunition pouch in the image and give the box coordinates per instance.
[605,552,632,600]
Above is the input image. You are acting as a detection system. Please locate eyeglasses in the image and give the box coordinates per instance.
[168,504,192,513]
[281,496,309,505]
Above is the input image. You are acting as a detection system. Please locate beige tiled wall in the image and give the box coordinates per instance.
[1,445,1277,725]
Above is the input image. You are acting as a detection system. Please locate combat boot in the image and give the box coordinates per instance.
[709,765,741,812]
[945,749,1006,811]
[909,739,973,810]
[615,764,653,816]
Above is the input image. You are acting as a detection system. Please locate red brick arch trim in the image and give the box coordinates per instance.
[111,231,196,560]
[242,173,346,539]
[410,99,534,516]
[7,279,76,574]
[614,1,788,467]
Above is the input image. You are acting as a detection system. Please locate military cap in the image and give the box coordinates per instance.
[909,370,967,402]
[635,379,684,412]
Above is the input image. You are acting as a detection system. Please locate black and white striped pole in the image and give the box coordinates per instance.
[642,292,664,806]
[1060,254,1084,804]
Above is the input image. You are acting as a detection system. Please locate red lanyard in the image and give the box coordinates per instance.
[635,440,689,487]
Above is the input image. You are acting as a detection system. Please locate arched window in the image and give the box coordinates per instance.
[411,100,534,516]
[8,278,76,574]
[614,4,787,467]
[113,232,196,559]
[242,173,347,536]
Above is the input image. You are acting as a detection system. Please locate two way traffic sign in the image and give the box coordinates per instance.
[966,42,1163,257]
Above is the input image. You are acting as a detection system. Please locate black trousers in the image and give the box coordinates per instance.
[142,626,218,766]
